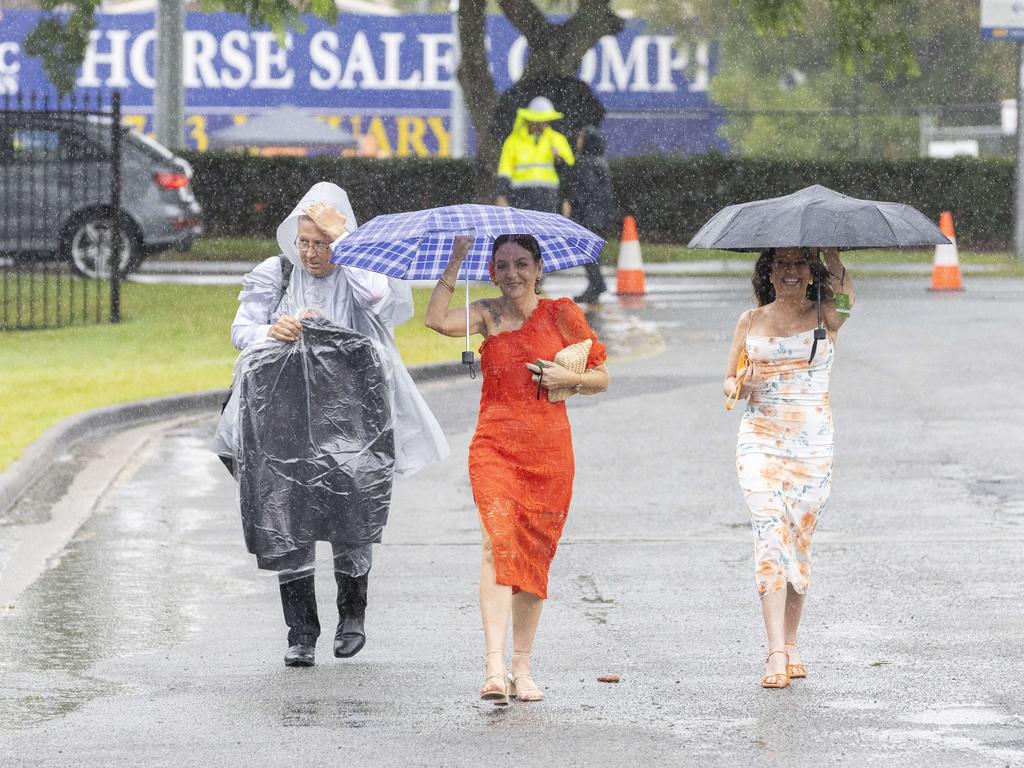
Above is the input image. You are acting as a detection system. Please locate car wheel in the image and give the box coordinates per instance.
[61,214,140,279]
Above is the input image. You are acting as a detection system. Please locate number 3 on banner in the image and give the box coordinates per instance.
[187,115,208,152]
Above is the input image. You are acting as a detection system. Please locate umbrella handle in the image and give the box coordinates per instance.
[462,272,475,377]
[809,282,826,363]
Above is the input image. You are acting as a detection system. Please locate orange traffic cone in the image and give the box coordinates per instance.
[929,211,964,291]
[615,216,646,295]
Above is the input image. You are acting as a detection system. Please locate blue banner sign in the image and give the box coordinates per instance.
[0,10,725,156]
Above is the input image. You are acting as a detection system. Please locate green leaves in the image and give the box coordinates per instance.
[733,0,807,35]
[681,0,1016,159]
[729,0,916,78]
[24,6,99,96]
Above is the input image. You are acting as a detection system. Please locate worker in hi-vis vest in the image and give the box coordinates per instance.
[495,96,575,215]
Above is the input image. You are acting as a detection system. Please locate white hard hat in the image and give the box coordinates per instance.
[518,96,563,123]
[527,96,556,113]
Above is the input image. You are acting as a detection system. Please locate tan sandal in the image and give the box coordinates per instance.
[761,648,791,689]
[508,651,544,702]
[508,672,545,702]
[480,650,509,706]
[785,643,806,679]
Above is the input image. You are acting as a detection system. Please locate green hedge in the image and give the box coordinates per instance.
[181,153,476,240]
[612,155,1013,249]
[183,152,1013,249]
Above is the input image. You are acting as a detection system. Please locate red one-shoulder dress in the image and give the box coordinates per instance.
[468,298,607,599]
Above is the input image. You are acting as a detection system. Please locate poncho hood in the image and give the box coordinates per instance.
[277,182,358,268]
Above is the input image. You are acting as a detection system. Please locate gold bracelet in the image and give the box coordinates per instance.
[438,276,456,292]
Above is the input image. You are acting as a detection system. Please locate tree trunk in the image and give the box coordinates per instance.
[456,0,624,201]
[456,0,501,202]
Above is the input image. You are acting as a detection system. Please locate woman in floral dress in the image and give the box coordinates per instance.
[723,247,853,689]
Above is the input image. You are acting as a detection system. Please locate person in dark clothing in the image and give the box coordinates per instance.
[569,126,617,304]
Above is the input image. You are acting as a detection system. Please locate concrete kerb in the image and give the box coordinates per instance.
[0,360,464,516]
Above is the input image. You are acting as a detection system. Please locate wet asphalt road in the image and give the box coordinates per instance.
[1,276,1023,767]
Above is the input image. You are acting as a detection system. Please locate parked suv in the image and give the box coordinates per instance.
[0,110,203,278]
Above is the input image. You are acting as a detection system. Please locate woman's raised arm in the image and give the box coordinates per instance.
[424,236,488,338]
[821,248,854,333]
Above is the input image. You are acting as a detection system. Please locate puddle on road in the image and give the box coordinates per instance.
[574,573,614,626]
[873,727,1024,762]
[824,697,888,711]
[278,696,373,729]
[0,421,243,730]
[968,475,1024,531]
[866,704,1024,763]
[876,728,1024,764]
[583,303,664,362]
[904,704,1012,726]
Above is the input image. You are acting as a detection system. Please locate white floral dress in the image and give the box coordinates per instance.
[736,329,834,597]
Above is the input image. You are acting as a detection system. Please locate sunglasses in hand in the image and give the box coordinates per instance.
[532,359,551,400]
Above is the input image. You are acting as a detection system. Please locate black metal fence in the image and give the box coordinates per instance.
[0,90,122,331]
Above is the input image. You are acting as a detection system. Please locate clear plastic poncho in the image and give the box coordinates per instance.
[213,183,450,578]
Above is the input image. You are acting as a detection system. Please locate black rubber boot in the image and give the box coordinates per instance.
[284,644,315,667]
[574,263,607,304]
[334,571,368,658]
[280,572,319,667]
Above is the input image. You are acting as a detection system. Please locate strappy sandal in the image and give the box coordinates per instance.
[509,652,544,702]
[761,648,791,689]
[785,643,807,679]
[508,673,545,702]
[480,650,509,706]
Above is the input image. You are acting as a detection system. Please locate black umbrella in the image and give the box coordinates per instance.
[492,75,605,140]
[686,184,950,251]
[688,184,950,364]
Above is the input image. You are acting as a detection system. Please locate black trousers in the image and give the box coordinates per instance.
[279,567,369,646]
[509,187,559,213]
[581,261,607,295]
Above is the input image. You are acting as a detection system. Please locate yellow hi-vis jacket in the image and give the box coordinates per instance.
[497,124,575,189]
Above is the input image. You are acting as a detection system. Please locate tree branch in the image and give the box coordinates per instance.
[499,0,622,77]
[497,0,556,45]
[550,0,624,75]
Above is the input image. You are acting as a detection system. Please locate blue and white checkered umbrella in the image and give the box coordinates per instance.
[330,204,604,281]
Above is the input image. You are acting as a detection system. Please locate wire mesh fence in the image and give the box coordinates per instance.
[0,90,122,332]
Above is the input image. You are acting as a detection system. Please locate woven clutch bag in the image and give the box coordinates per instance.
[547,338,593,403]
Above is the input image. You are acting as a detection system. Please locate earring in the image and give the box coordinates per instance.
[535,275,543,295]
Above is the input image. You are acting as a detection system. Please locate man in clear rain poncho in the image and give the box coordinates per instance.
[214,182,449,667]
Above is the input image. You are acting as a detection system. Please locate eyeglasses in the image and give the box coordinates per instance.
[294,238,332,255]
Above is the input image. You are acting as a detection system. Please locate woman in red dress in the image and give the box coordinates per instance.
[425,234,609,705]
